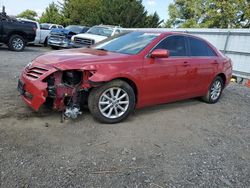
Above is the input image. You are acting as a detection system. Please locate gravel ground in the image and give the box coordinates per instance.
[0,46,249,188]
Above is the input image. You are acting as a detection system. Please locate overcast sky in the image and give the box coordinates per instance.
[0,0,172,21]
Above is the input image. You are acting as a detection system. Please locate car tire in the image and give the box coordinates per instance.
[44,37,48,47]
[8,35,25,51]
[202,76,224,104]
[51,46,60,50]
[88,80,136,124]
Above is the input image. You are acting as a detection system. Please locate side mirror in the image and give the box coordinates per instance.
[150,49,169,58]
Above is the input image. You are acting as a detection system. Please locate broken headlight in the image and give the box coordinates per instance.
[62,70,83,86]
[25,62,32,69]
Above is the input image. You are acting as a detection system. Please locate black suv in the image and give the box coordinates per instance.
[0,7,36,51]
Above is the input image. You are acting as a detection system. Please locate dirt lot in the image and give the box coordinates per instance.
[0,46,249,188]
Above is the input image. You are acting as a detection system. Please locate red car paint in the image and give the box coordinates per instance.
[18,32,232,111]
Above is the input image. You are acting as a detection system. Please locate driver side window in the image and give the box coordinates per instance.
[155,35,188,57]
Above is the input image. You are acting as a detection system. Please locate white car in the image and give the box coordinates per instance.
[39,23,64,46]
[71,25,122,47]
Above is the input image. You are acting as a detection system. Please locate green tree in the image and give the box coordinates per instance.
[39,2,63,24]
[58,0,72,25]
[17,9,38,21]
[62,0,102,26]
[145,12,163,28]
[165,0,250,28]
[60,0,162,28]
[100,0,149,27]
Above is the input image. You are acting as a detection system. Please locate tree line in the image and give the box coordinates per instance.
[18,0,163,28]
[17,0,250,28]
[165,0,250,28]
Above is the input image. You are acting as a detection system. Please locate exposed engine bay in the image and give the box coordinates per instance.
[44,70,94,120]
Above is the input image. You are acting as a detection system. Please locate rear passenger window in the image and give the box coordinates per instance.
[155,36,187,57]
[188,37,217,57]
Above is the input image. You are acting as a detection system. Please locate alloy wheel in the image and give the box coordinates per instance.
[12,38,24,51]
[98,87,130,119]
[210,80,222,101]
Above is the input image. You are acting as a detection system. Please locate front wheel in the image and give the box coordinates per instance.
[8,35,25,51]
[88,80,136,124]
[44,37,48,47]
[51,46,60,50]
[202,76,224,104]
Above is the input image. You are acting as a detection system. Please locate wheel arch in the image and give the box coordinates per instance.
[7,31,26,41]
[115,77,138,103]
[216,73,226,87]
[89,76,139,104]
[43,37,48,46]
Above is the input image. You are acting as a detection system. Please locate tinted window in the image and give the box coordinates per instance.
[155,36,187,57]
[188,37,217,56]
[22,21,37,29]
[40,24,51,30]
[82,27,89,33]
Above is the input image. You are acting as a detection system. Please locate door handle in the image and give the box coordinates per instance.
[183,61,190,66]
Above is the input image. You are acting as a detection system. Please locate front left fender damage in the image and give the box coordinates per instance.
[43,70,94,111]
[19,66,97,118]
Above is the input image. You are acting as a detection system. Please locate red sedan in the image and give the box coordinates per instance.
[18,31,232,123]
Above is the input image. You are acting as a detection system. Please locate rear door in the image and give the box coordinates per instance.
[0,19,8,42]
[186,36,219,96]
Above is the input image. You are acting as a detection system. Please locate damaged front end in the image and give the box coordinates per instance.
[18,63,96,119]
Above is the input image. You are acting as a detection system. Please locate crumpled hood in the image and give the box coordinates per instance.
[50,28,78,38]
[73,33,107,43]
[33,48,132,70]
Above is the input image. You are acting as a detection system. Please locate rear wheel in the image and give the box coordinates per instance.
[202,76,224,104]
[88,80,136,124]
[44,37,48,47]
[8,35,25,51]
[51,46,60,50]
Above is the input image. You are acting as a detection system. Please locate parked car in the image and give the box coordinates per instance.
[71,25,122,48]
[18,31,232,123]
[17,18,41,45]
[0,9,36,51]
[39,23,64,46]
[48,25,89,49]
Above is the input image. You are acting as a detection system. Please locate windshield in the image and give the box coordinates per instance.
[87,26,114,37]
[65,25,83,33]
[93,32,160,55]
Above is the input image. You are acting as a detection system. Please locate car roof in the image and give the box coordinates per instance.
[128,30,207,38]
[67,25,86,27]
[16,18,38,23]
[126,29,177,34]
[96,25,121,28]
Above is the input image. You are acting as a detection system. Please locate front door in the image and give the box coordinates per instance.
[141,35,191,106]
